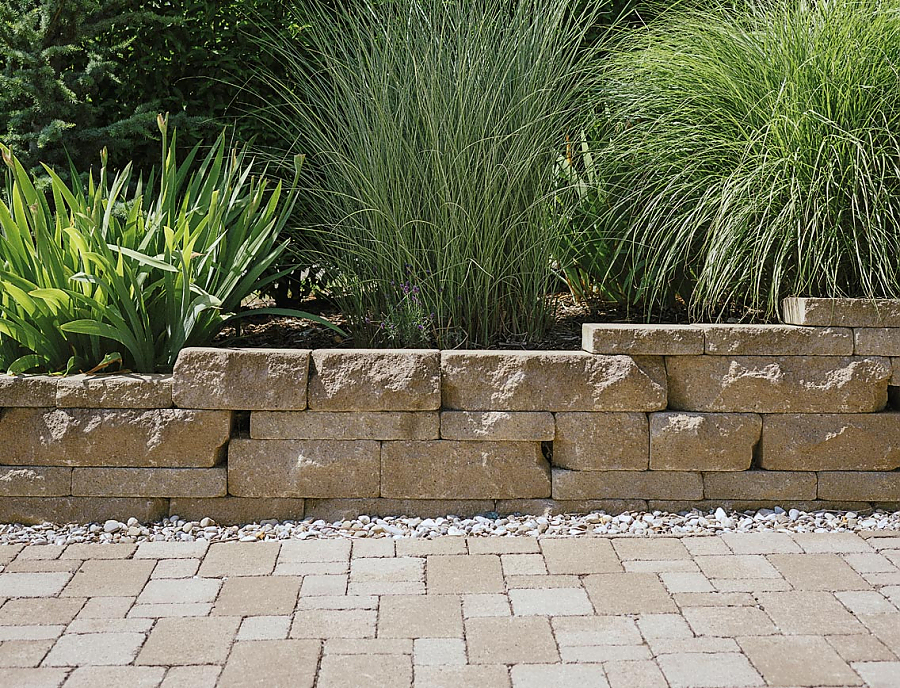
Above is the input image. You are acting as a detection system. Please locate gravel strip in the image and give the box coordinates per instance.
[1,507,899,546]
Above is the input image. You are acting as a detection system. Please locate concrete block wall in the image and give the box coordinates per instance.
[0,297,898,524]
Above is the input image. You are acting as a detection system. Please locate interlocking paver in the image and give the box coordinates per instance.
[551,615,642,646]
[465,617,559,664]
[0,625,63,641]
[378,595,463,638]
[583,573,677,614]
[137,577,220,605]
[462,594,511,618]
[468,538,538,555]
[62,560,153,597]
[739,635,863,686]
[0,599,83,626]
[623,559,698,573]
[75,597,132,619]
[349,557,424,595]
[352,539,394,558]
[198,542,280,577]
[844,553,898,573]
[317,653,411,688]
[414,638,466,665]
[683,606,777,637]
[65,618,152,634]
[500,554,546,576]
[325,638,412,654]
[657,652,764,688]
[636,613,693,639]
[694,554,781,579]
[43,632,145,666]
[0,639,53,668]
[859,613,900,655]
[0,573,70,598]
[769,552,871,590]
[721,531,802,554]
[792,532,874,553]
[427,555,503,594]
[217,639,320,688]
[613,538,691,560]
[828,634,898,662]
[559,644,651,662]
[505,574,580,589]
[540,539,621,574]
[236,615,292,641]
[158,665,221,688]
[604,659,668,688]
[853,661,900,688]
[128,602,211,618]
[0,667,68,687]
[647,637,740,655]
[61,666,165,688]
[759,591,867,635]
[836,590,898,615]
[508,587,592,616]
[61,544,134,560]
[134,541,208,559]
[291,609,376,638]
[660,571,714,593]
[213,576,301,616]
[135,616,239,665]
[151,558,200,579]
[396,538,466,557]
[415,665,510,688]
[278,539,349,563]
[510,663,608,687]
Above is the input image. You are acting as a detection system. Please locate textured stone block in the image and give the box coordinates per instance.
[651,499,872,513]
[72,468,226,498]
[582,324,704,355]
[703,325,852,356]
[228,439,380,498]
[304,499,494,520]
[0,497,168,525]
[169,497,305,523]
[892,359,900,386]
[0,467,71,497]
[703,471,817,500]
[817,472,900,502]
[552,469,703,500]
[666,356,890,413]
[855,329,900,357]
[173,347,310,410]
[0,408,231,467]
[783,297,900,327]
[442,352,666,411]
[760,414,900,471]
[308,350,440,411]
[56,374,173,409]
[251,411,438,440]
[650,412,760,471]
[381,440,550,499]
[440,411,554,441]
[0,375,57,407]
[553,412,648,470]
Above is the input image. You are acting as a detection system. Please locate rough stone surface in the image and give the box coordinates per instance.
[855,328,900,357]
[228,439,380,498]
[0,497,168,525]
[666,355,890,413]
[552,469,703,501]
[71,468,226,498]
[169,497,305,523]
[892,358,900,386]
[0,375,58,407]
[382,441,550,499]
[251,411,439,440]
[649,412,760,471]
[442,351,666,412]
[0,467,71,497]
[818,472,900,502]
[0,408,231,467]
[308,350,440,411]
[553,413,648,471]
[783,297,900,327]
[440,411,554,441]
[702,471,817,500]
[56,374,173,409]
[702,324,853,356]
[173,347,310,410]
[582,324,704,355]
[760,414,900,471]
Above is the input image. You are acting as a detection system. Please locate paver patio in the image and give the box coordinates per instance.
[0,532,898,687]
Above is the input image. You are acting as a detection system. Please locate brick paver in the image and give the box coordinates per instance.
[0,532,896,685]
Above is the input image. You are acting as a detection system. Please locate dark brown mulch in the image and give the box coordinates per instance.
[214,293,765,351]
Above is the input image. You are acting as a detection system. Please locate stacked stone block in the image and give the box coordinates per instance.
[0,297,898,524]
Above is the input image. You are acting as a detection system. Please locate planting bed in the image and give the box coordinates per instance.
[1,298,899,525]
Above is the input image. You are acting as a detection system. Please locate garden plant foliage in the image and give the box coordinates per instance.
[588,0,900,319]
[255,0,606,347]
[0,117,335,374]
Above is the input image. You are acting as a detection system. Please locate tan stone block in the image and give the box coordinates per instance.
[0,639,54,668]
[465,616,559,664]
[760,414,900,471]
[892,358,900,386]
[553,412,648,470]
[160,666,221,688]
[827,634,897,662]
[136,616,239,665]
[758,591,867,635]
[582,324,704,355]
[604,660,669,688]
[649,499,872,513]
[441,351,666,412]
[495,498,648,515]
[62,560,154,598]
[552,469,702,500]
[667,355,890,412]
[173,347,309,410]
[427,555,504,594]
[818,471,900,501]
[218,640,318,688]
[251,411,439,440]
[440,411,553,441]
[508,587,592,616]
[168,497,305,523]
[784,297,900,327]
[228,439,379,498]
[44,632,145,666]
[583,573,677,614]
[657,653,763,688]
[703,470,817,500]
[381,440,549,499]
[0,497,168,525]
[317,654,411,688]
[0,408,230,467]
[214,576,301,616]
[308,349,439,411]
[856,328,900,357]
[303,499,492,520]
[511,664,607,688]
[682,606,776,636]
[197,542,280,577]
[0,467,70,497]
[740,637,865,688]
[703,324,853,355]
[378,595,463,638]
[0,375,57,407]
[612,538,690,561]
[56,374,172,409]
[61,543,135,560]
[649,412,759,471]
[768,553,870,590]
[290,609,376,639]
[72,467,225,498]
[415,666,510,688]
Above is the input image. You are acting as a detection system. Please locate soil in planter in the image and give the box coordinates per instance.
[215,293,769,351]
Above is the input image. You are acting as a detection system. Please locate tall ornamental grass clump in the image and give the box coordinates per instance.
[0,117,335,374]
[595,0,900,318]
[256,0,603,347]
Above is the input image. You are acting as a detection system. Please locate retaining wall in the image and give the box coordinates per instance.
[1,297,899,524]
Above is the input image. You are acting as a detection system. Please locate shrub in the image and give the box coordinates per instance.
[0,117,338,374]
[592,0,900,319]
[254,0,605,347]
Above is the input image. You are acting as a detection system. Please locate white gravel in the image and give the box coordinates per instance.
[1,507,898,546]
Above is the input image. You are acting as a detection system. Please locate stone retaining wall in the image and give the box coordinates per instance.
[1,297,899,524]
